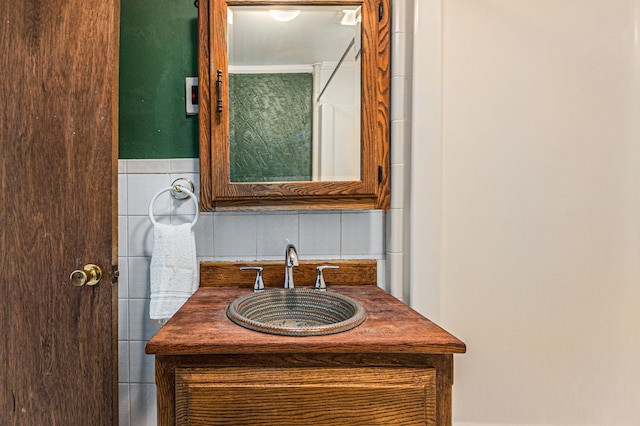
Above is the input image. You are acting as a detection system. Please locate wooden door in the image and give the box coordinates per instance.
[0,0,119,424]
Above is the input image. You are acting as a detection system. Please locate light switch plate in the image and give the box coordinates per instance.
[185,77,199,115]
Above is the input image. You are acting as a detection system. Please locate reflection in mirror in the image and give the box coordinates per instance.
[228,6,361,183]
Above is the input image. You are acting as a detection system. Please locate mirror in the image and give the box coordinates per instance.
[199,0,390,210]
[228,5,361,182]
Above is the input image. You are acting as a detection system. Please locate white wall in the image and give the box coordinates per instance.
[314,61,360,181]
[411,0,640,424]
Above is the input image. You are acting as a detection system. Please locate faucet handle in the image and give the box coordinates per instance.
[240,266,265,292]
[315,264,339,291]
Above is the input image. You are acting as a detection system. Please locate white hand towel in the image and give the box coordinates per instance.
[149,222,199,321]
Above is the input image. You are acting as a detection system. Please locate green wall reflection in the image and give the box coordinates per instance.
[229,73,313,182]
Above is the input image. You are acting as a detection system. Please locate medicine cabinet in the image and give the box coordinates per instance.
[199,0,390,210]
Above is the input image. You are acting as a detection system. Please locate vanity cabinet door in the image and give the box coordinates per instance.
[175,366,436,425]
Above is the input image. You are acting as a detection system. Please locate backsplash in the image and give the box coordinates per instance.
[117,158,387,425]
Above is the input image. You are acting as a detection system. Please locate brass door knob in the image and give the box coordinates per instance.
[70,264,103,287]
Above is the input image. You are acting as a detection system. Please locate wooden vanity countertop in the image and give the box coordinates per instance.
[145,285,466,356]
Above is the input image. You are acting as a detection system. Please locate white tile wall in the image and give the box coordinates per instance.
[256,213,299,259]
[299,212,342,258]
[117,159,390,425]
[388,0,414,303]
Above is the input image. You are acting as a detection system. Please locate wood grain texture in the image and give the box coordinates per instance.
[200,260,378,287]
[201,196,380,211]
[175,367,436,425]
[146,286,466,355]
[375,0,391,209]
[0,0,119,424]
[155,352,454,425]
[198,0,390,211]
[198,0,213,211]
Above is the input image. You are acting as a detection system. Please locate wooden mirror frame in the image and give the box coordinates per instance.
[199,0,390,211]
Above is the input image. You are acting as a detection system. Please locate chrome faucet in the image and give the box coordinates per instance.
[284,244,299,289]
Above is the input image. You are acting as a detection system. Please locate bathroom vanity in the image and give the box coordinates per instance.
[145,261,466,425]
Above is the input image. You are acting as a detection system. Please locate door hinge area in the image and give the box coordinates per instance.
[378,165,383,184]
[378,1,384,22]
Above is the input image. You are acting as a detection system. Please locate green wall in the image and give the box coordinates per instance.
[119,0,198,159]
[229,73,313,182]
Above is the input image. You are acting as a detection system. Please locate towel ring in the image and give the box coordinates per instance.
[148,184,199,229]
